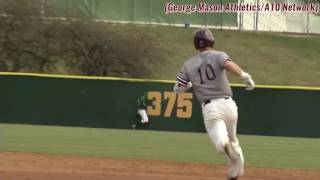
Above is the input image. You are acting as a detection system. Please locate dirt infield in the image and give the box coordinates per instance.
[0,151,319,180]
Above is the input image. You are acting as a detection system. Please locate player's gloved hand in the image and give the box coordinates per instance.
[186,82,192,89]
[240,71,255,91]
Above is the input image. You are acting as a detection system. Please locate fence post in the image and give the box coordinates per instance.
[67,0,71,17]
[150,0,153,24]
[307,12,310,34]
[220,0,223,30]
[255,0,259,31]
[40,0,45,17]
[204,8,207,27]
[132,0,136,22]
[238,0,243,31]
[307,0,310,34]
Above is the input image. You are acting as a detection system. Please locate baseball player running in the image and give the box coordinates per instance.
[173,28,254,180]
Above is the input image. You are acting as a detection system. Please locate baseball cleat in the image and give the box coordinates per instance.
[228,177,238,180]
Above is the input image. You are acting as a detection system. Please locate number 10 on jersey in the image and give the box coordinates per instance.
[147,91,193,119]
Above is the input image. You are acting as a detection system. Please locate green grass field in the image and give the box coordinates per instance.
[1,123,319,169]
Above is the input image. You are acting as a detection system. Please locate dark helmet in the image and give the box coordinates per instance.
[194,28,215,50]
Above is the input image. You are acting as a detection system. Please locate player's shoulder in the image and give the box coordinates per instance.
[209,50,231,61]
[208,50,228,56]
[183,54,199,66]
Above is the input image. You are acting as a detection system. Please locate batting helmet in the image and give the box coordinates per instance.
[194,28,215,50]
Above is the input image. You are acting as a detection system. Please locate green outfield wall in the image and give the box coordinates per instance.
[1,73,320,137]
[46,0,237,27]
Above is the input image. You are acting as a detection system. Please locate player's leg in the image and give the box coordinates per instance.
[137,109,149,123]
[203,102,241,179]
[204,118,229,154]
[202,101,230,154]
[223,98,244,178]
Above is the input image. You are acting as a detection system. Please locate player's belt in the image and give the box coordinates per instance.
[204,97,230,106]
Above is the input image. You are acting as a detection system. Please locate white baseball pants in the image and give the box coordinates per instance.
[137,109,149,123]
[202,97,244,178]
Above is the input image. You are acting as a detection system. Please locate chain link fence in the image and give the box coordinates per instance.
[0,0,319,34]
[240,0,320,33]
[42,0,238,28]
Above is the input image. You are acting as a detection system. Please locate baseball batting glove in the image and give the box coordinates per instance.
[240,71,255,91]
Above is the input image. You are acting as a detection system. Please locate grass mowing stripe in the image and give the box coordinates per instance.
[0,123,224,163]
[0,123,319,169]
[240,135,320,169]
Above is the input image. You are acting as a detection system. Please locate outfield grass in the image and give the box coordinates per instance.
[1,123,320,169]
[106,24,320,87]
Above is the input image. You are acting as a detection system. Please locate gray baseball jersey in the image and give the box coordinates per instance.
[176,50,233,103]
